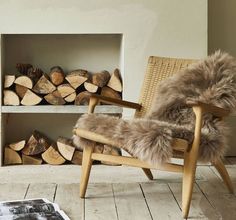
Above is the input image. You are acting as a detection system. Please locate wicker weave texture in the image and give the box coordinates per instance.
[135,56,196,118]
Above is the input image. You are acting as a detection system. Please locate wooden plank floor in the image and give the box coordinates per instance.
[0,160,236,219]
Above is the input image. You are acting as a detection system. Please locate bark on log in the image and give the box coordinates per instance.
[44,90,66,105]
[101,86,121,102]
[71,150,83,165]
[65,69,89,89]
[42,144,66,165]
[4,147,22,165]
[22,130,51,155]
[21,89,42,106]
[22,154,43,165]
[3,90,20,105]
[9,140,26,151]
[91,71,110,87]
[27,67,43,83]
[84,82,98,93]
[4,75,16,88]
[74,91,92,105]
[14,76,33,89]
[101,145,122,165]
[49,66,65,86]
[57,137,75,161]
[64,92,76,103]
[15,84,28,99]
[57,84,75,98]
[33,74,56,94]
[16,63,33,74]
[107,69,122,92]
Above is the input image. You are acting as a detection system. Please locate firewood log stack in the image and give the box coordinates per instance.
[4,130,83,166]
[4,129,121,166]
[3,64,123,165]
[3,64,123,106]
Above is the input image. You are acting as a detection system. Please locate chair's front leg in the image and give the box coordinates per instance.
[80,143,95,198]
[182,106,203,219]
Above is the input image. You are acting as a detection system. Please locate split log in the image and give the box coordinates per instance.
[49,66,65,86]
[22,130,51,155]
[84,82,98,93]
[44,90,65,105]
[107,69,122,92]
[22,154,43,165]
[15,84,28,99]
[3,90,20,105]
[57,137,75,161]
[9,140,26,151]
[101,145,122,165]
[74,91,92,105]
[57,84,75,98]
[21,89,42,106]
[101,86,121,102]
[4,75,16,88]
[92,71,110,87]
[14,76,33,89]
[33,74,56,94]
[64,92,76,103]
[16,63,33,74]
[42,144,66,165]
[27,67,43,83]
[71,150,83,165]
[66,69,89,89]
[4,147,22,165]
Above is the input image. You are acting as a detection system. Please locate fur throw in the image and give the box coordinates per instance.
[73,51,236,165]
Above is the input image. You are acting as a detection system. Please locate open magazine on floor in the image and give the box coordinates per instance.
[0,198,70,220]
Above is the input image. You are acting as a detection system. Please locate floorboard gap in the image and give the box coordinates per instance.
[23,184,30,199]
[167,183,182,211]
[139,183,154,220]
[111,184,120,220]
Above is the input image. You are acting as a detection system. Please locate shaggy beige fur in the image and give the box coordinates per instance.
[73,51,236,165]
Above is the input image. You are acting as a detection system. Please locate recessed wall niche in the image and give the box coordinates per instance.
[0,34,123,166]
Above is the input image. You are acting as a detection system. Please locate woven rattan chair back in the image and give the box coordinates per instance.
[134,56,196,118]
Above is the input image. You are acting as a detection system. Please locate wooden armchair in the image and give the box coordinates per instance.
[73,56,234,218]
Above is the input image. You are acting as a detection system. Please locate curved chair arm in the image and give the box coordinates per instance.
[186,100,230,118]
[88,94,142,113]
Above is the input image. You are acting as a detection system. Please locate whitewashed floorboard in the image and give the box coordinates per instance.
[0,183,28,201]
[112,183,152,220]
[197,166,236,220]
[25,183,56,202]
[54,184,84,220]
[85,183,118,220]
[141,182,182,220]
[168,182,220,219]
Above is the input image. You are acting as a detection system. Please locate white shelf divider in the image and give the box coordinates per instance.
[1,105,123,114]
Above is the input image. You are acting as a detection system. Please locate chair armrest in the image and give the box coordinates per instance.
[186,100,230,118]
[89,94,142,110]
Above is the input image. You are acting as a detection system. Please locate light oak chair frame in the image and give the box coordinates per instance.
[74,56,234,218]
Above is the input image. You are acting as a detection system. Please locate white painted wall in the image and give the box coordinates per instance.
[0,0,207,116]
[208,0,236,155]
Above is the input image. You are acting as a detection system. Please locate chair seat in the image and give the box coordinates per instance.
[73,128,189,153]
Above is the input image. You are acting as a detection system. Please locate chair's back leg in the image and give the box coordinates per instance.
[213,159,234,193]
[80,144,95,198]
[142,168,153,180]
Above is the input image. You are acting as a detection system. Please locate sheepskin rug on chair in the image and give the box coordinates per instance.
[73,51,236,165]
